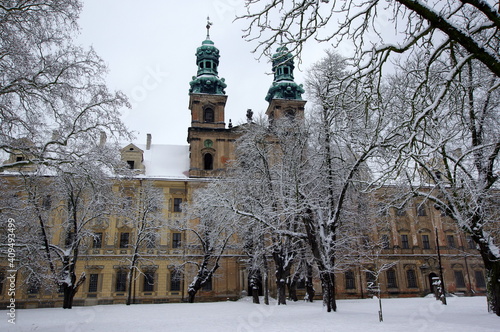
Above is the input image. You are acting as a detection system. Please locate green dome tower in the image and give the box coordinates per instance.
[265,45,306,123]
[189,22,226,95]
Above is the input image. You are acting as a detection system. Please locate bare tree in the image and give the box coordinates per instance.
[0,147,121,308]
[240,1,500,80]
[385,48,500,314]
[115,181,166,306]
[172,186,239,303]
[0,0,130,171]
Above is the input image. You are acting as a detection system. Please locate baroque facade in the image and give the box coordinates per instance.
[0,29,487,309]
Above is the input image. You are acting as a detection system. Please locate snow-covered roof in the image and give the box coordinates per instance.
[134,143,190,180]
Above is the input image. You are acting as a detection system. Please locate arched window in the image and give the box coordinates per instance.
[204,108,214,123]
[204,153,213,170]
[285,109,295,120]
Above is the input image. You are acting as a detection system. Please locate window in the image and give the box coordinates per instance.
[88,274,99,293]
[116,271,127,292]
[143,272,155,292]
[145,233,156,248]
[401,234,409,249]
[93,233,103,249]
[204,108,214,122]
[386,269,397,288]
[204,153,213,170]
[447,235,456,248]
[28,282,40,294]
[406,269,418,288]
[126,160,135,169]
[381,234,390,249]
[454,270,466,288]
[119,232,130,248]
[345,270,356,290]
[285,109,296,120]
[466,236,476,249]
[65,232,75,248]
[396,207,406,216]
[366,271,376,288]
[202,277,212,291]
[475,271,486,288]
[170,271,181,291]
[173,198,182,212]
[417,204,427,216]
[42,195,52,210]
[172,233,182,248]
[422,234,431,249]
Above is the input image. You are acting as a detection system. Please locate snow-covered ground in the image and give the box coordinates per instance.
[2,296,498,332]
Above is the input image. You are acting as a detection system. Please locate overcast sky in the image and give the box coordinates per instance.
[76,0,329,146]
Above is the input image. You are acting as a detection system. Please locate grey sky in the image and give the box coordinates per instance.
[77,0,315,146]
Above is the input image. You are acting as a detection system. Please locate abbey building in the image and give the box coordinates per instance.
[0,28,487,308]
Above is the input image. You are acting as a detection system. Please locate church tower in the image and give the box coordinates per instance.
[187,21,235,178]
[265,46,306,123]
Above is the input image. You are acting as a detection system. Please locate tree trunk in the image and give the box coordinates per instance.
[320,271,337,312]
[304,260,315,302]
[188,289,197,303]
[287,277,298,302]
[481,250,500,316]
[486,261,500,316]
[62,284,75,309]
[262,255,269,305]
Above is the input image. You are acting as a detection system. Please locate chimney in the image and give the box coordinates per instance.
[146,133,152,150]
[99,131,107,147]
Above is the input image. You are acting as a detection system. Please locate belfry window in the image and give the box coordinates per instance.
[204,108,214,123]
[204,153,213,170]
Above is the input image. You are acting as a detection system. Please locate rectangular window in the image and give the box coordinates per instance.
[127,160,135,169]
[42,195,52,210]
[466,236,476,249]
[170,271,181,291]
[386,269,397,288]
[172,233,181,248]
[202,277,212,291]
[454,270,465,288]
[28,282,40,294]
[381,234,390,249]
[143,272,155,292]
[119,232,130,248]
[401,234,409,249]
[93,233,103,249]
[475,271,486,288]
[65,231,75,248]
[406,269,418,288]
[116,271,127,292]
[345,270,356,289]
[366,271,376,288]
[145,233,156,248]
[417,204,426,216]
[173,198,182,212]
[88,274,99,293]
[447,235,456,248]
[422,234,431,249]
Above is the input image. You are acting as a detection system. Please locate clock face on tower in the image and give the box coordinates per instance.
[204,139,213,148]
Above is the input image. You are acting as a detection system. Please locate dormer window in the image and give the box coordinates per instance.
[16,156,24,162]
[204,108,214,123]
[127,160,135,169]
